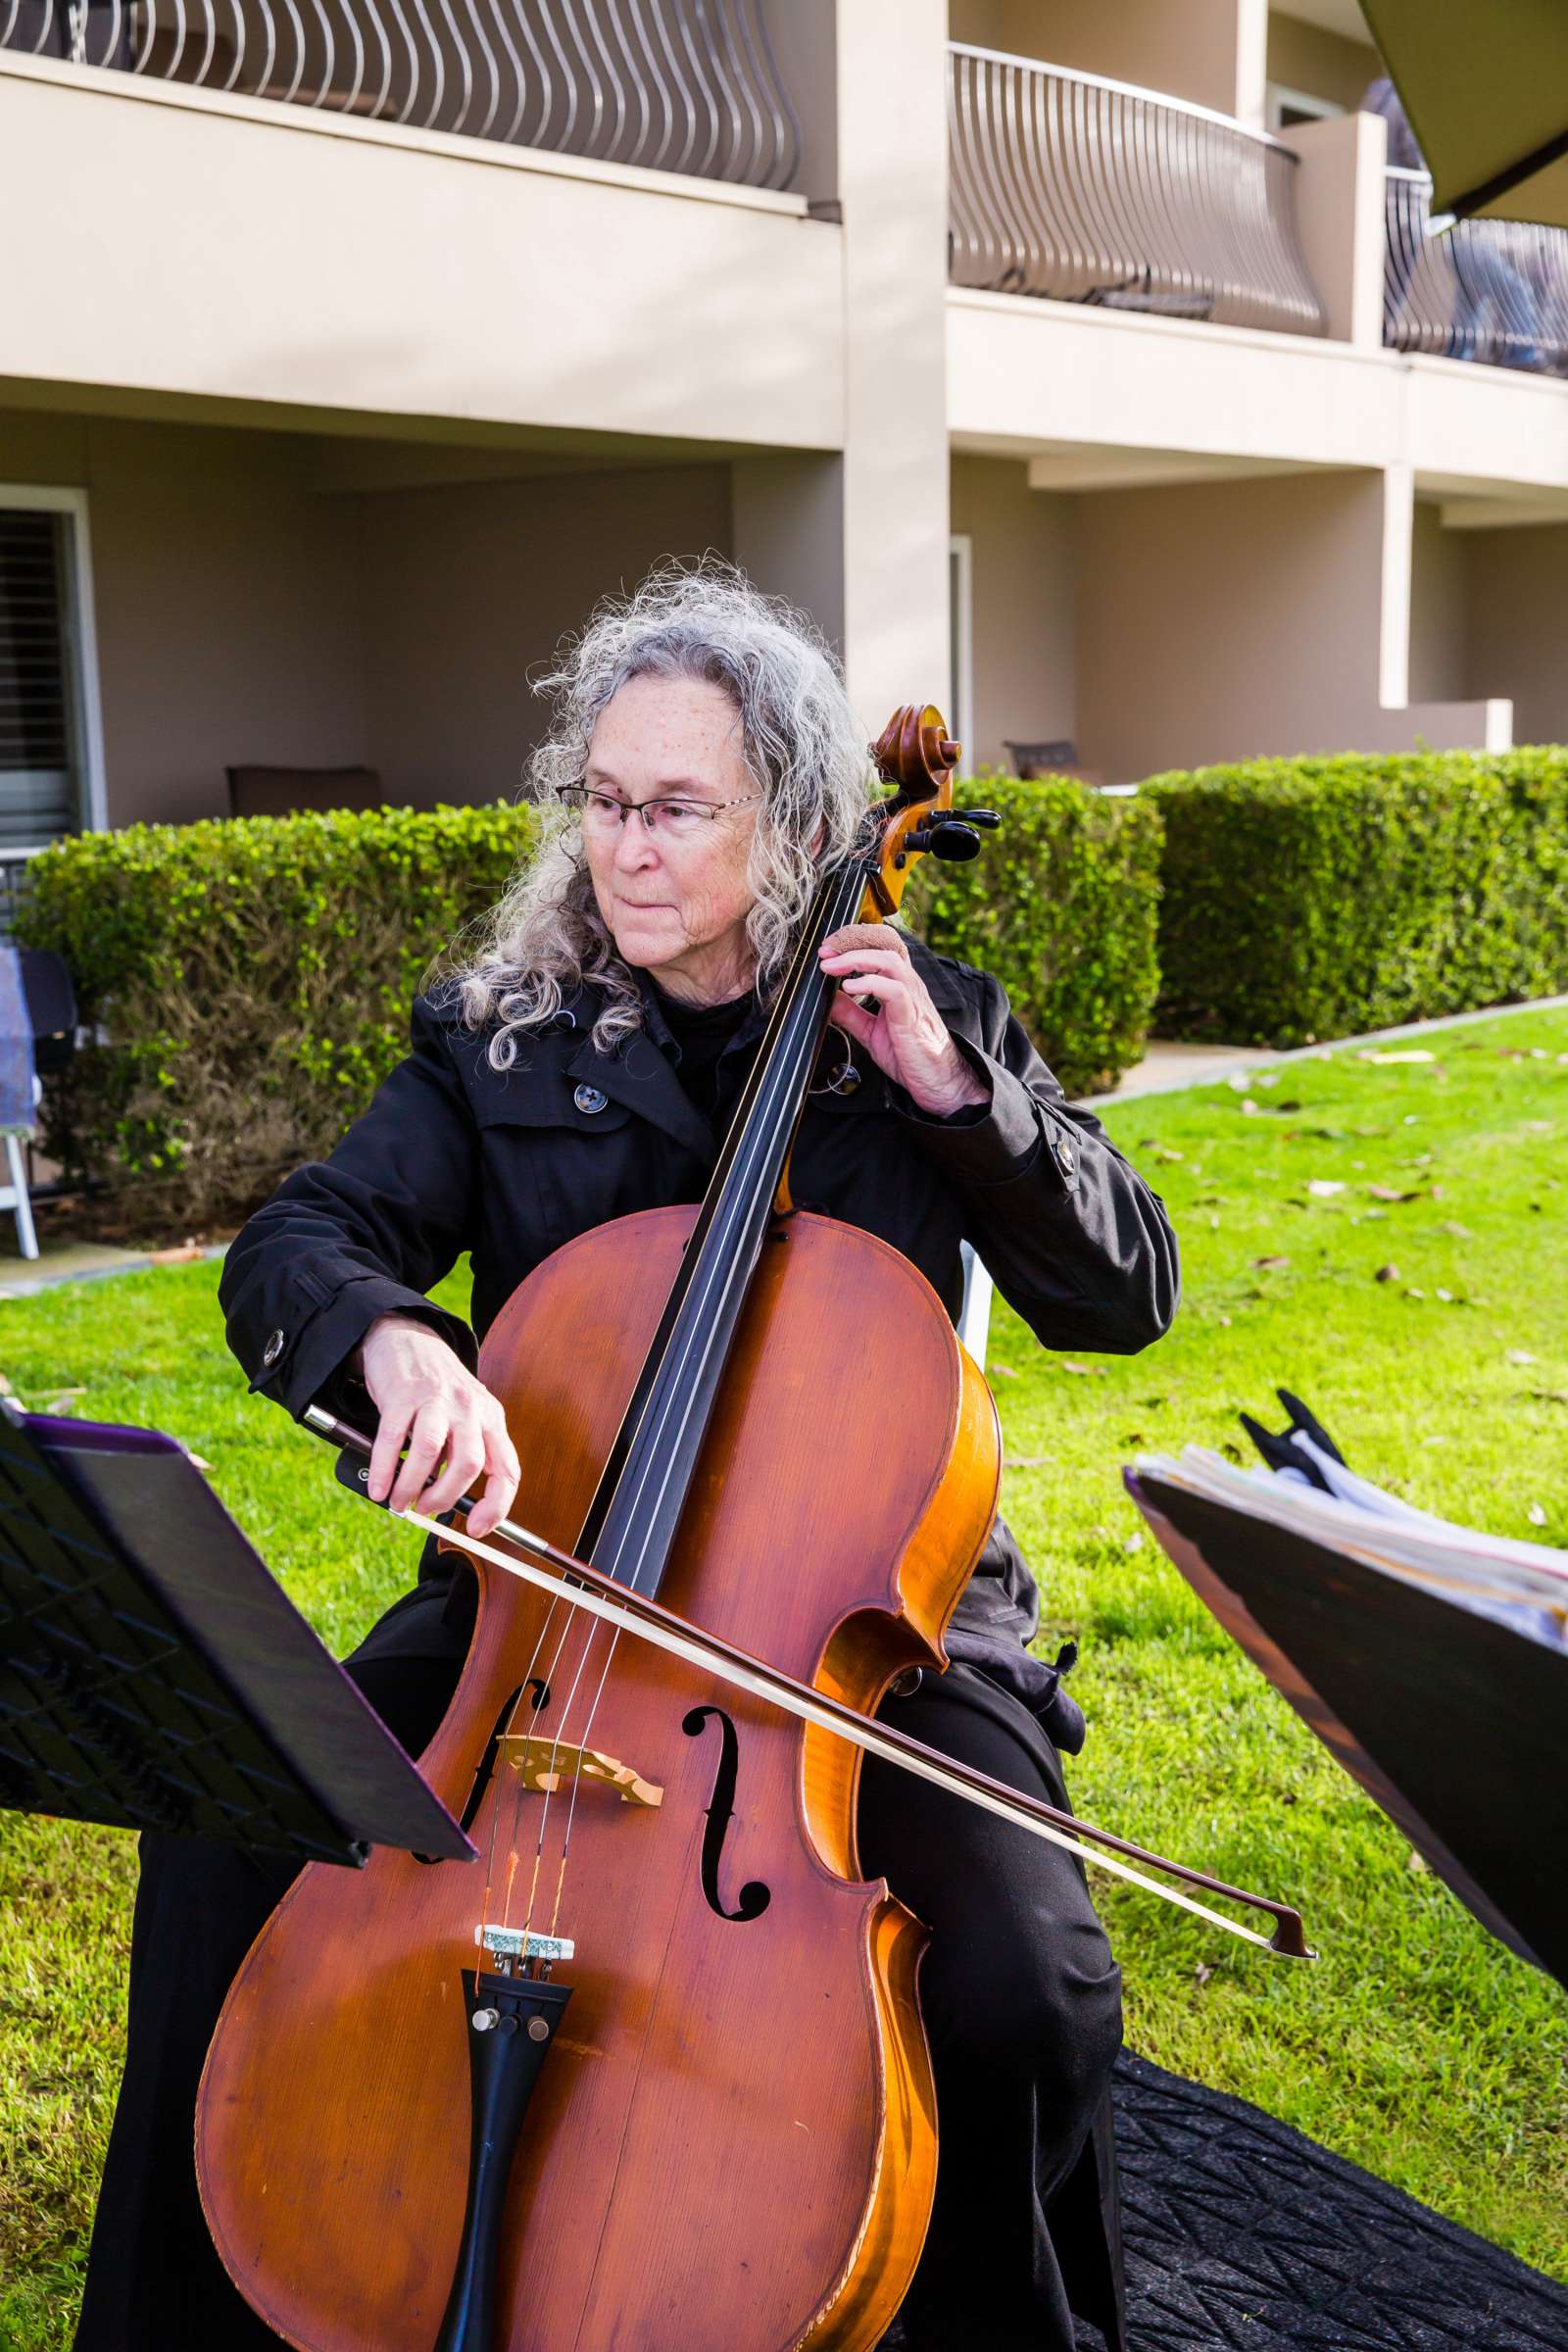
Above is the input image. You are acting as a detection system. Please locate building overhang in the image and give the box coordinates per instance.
[948,285,1568,502]
[0,51,845,456]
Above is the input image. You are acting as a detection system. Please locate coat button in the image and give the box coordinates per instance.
[838,1065,861,1096]
[263,1328,286,1367]
[573,1084,609,1115]
[1055,1139,1075,1177]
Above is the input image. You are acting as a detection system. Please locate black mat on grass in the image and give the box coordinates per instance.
[1092,2052,1568,2351]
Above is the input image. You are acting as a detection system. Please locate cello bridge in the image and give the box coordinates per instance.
[478,1924,575,1970]
[498,1734,663,1809]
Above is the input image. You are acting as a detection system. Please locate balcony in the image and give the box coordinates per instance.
[948,44,1325,338]
[1385,169,1568,379]
[0,0,800,185]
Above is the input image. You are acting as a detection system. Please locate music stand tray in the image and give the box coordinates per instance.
[0,1401,472,1866]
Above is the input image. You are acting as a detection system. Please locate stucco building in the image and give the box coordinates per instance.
[3,0,1566,855]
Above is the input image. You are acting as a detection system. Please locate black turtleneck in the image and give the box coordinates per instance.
[649,984,760,1133]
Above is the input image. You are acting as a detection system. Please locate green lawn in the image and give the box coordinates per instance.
[3,1005,1567,2346]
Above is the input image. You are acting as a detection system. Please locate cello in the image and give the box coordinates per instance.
[198,707,1306,2351]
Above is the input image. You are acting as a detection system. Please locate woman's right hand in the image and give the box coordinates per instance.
[359,1313,521,1539]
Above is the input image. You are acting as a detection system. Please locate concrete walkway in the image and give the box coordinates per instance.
[0,1239,224,1298]
[1080,989,1568,1109]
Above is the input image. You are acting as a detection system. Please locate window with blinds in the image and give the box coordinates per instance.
[0,509,81,849]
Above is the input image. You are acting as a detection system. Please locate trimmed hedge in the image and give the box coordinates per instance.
[904,772,1162,1097]
[19,783,1160,1220]
[1147,750,1568,1048]
[17,805,537,1220]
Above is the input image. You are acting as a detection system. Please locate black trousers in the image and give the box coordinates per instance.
[76,1579,1125,2352]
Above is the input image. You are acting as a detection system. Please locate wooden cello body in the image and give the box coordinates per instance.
[198,711,1004,2350]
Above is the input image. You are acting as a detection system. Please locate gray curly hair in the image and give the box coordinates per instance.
[454,561,873,1065]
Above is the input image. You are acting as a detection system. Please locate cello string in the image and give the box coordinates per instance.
[515,907,850,1931]
[478,1548,577,1942]
[489,858,867,1944]
[505,1598,601,1934]
[536,967,843,1917]
[515,1593,622,1938]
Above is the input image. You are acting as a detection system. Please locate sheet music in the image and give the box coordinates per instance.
[1134,1446,1568,1649]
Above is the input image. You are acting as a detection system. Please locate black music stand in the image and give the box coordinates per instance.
[0,1401,472,1865]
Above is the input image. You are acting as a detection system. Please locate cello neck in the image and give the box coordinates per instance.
[576,855,867,1599]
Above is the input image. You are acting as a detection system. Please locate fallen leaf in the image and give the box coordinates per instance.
[1252,1254,1291,1270]
[1240,1099,1260,1116]
[1225,1074,1252,1092]
[1366,1183,1421,1201]
[1360,1049,1435,1064]
[1217,1314,1232,1327]
[1194,1962,1213,1986]
[1438,1220,1474,1239]
[1060,1360,1107,1378]
[1407,1849,1430,1875]
[1530,1389,1568,1405]
[1507,1349,1539,1366]
[1405,1287,1426,1298]
[1375,1264,1399,1283]
[151,1243,203,1267]
[991,1363,1018,1379]
[1307,1179,1346,1198]
[1123,1532,1145,1552]
[1435,1289,1453,1303]
[1527,1503,1547,1528]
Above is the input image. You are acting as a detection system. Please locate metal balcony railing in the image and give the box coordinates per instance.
[948,44,1325,336]
[0,0,801,186]
[1385,170,1568,377]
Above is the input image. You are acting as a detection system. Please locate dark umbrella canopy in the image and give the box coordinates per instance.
[1360,0,1568,226]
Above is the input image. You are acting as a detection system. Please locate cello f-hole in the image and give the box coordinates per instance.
[682,1704,771,1923]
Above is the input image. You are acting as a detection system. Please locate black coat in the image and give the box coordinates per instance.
[220,939,1178,1651]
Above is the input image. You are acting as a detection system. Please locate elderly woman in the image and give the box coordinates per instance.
[78,567,1177,2352]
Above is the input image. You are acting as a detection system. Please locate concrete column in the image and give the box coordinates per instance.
[1232,0,1270,130]
[834,0,952,730]
[731,452,847,652]
[1378,460,1414,711]
[1289,110,1389,349]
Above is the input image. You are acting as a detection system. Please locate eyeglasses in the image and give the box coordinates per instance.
[555,784,760,842]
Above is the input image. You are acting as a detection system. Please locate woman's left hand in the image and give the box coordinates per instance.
[820,925,990,1118]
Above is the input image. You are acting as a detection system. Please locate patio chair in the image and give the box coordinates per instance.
[226,765,385,819]
[0,950,79,1263]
